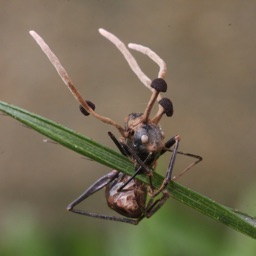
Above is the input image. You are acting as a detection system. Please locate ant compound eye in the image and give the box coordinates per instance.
[141,134,149,144]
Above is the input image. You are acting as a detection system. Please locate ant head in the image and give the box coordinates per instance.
[121,77,173,157]
[124,113,165,161]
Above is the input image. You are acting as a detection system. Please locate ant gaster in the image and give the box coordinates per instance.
[30,29,202,225]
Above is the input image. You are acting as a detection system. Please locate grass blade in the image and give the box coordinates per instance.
[0,101,255,239]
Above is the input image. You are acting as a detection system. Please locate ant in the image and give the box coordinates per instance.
[30,28,202,225]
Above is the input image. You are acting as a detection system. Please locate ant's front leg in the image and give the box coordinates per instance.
[152,134,203,197]
[162,135,203,181]
[108,131,154,190]
[151,135,180,197]
[108,132,131,157]
[108,132,151,174]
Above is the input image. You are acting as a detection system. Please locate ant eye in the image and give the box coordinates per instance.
[141,134,149,144]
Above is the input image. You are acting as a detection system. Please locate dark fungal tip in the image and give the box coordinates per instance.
[79,100,96,116]
[151,78,167,92]
[158,98,173,117]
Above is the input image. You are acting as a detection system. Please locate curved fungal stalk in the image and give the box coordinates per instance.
[98,28,168,122]
[98,28,152,89]
[29,30,126,136]
[128,43,167,83]
[29,28,170,137]
[99,29,167,95]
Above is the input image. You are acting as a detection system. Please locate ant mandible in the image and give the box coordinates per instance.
[30,28,202,225]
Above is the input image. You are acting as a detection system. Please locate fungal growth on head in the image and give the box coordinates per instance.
[29,29,173,140]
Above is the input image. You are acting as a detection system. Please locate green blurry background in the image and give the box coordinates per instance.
[1,1,256,255]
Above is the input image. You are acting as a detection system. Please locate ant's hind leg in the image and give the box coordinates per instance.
[67,170,142,225]
[67,170,119,213]
[145,189,170,219]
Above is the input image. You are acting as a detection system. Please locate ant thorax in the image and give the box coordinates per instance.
[124,113,165,165]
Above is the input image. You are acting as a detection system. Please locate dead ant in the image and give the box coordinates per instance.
[30,28,202,225]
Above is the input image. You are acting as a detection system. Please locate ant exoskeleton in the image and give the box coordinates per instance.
[30,28,202,225]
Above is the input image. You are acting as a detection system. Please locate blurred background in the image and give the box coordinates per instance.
[1,1,256,255]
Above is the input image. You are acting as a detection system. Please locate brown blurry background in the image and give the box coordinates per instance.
[0,0,256,252]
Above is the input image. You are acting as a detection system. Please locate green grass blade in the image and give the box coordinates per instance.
[0,101,255,239]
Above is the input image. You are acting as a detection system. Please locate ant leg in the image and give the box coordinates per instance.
[140,135,178,217]
[67,170,142,225]
[163,135,203,180]
[108,132,160,191]
[108,131,130,157]
[145,190,170,218]
[108,131,152,176]
[67,170,119,211]
[161,135,203,181]
[152,135,180,197]
[172,151,202,181]
[160,136,176,155]
[117,153,154,191]
[144,149,203,218]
